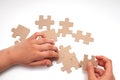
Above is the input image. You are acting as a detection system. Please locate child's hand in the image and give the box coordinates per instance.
[87,56,115,80]
[7,32,59,66]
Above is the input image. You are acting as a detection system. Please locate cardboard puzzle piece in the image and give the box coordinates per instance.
[57,45,71,64]
[35,15,54,30]
[58,18,73,37]
[80,54,98,70]
[11,25,30,44]
[72,30,94,45]
[57,45,80,73]
[41,29,60,41]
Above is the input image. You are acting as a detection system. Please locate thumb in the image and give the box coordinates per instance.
[87,62,96,80]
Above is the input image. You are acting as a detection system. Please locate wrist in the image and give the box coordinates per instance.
[0,47,15,67]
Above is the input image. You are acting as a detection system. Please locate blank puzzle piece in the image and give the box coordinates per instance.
[41,29,59,41]
[72,30,94,45]
[57,45,80,73]
[80,54,98,70]
[58,18,73,37]
[11,25,30,44]
[35,15,54,30]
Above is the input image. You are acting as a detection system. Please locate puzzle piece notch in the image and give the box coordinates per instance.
[35,15,54,30]
[58,18,73,37]
[80,54,98,70]
[11,25,30,44]
[72,30,94,45]
[57,45,80,73]
[41,29,60,41]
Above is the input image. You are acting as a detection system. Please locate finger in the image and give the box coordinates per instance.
[96,56,113,73]
[36,38,55,45]
[87,62,96,80]
[29,32,46,39]
[105,59,113,75]
[37,43,58,52]
[95,73,100,78]
[97,59,105,67]
[96,56,109,63]
[38,51,59,59]
[96,56,109,67]
[28,59,52,66]
[94,67,104,76]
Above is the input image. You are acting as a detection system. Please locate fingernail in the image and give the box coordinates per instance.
[46,61,52,67]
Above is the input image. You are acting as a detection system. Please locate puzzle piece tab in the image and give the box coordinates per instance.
[57,45,80,73]
[58,18,73,37]
[80,54,98,70]
[35,15,54,30]
[11,25,30,44]
[72,30,94,45]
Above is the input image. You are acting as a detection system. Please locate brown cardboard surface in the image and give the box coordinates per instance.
[35,15,54,30]
[57,45,80,73]
[11,25,30,44]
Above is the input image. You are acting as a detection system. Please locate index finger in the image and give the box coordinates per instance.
[29,32,46,40]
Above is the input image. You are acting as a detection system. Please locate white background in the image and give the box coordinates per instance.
[0,0,120,80]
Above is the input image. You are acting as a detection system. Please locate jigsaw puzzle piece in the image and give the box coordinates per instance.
[11,25,30,43]
[35,15,54,30]
[41,29,60,41]
[80,54,98,70]
[72,30,94,45]
[58,18,73,37]
[57,45,80,73]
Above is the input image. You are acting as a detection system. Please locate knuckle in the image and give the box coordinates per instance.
[47,51,58,58]
[40,38,47,43]
[47,44,53,49]
[35,32,45,37]
[47,51,53,56]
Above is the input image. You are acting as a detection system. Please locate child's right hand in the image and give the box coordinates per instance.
[87,56,115,80]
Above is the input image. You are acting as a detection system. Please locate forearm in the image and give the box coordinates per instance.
[0,48,14,73]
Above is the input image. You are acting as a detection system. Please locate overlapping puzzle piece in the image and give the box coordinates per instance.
[57,45,80,73]
[41,29,59,41]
